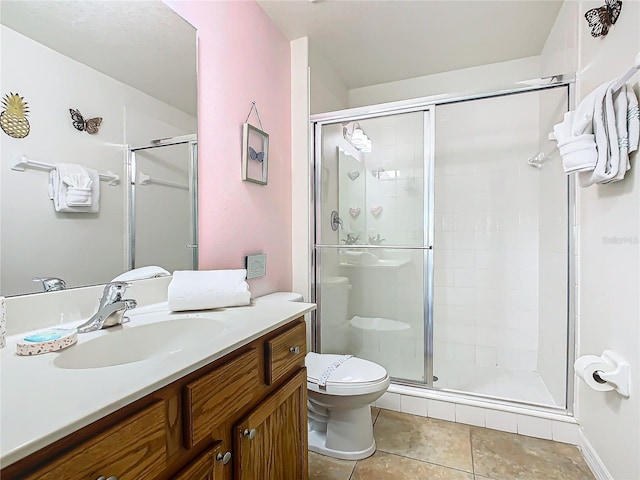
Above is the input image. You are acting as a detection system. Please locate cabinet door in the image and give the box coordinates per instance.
[27,402,166,480]
[174,444,227,480]
[234,369,308,480]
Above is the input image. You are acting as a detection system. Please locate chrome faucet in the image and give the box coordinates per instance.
[76,282,137,333]
[32,277,66,292]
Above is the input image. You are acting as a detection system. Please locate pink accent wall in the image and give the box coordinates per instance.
[166,1,292,297]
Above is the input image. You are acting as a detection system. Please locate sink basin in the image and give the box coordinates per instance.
[54,317,228,369]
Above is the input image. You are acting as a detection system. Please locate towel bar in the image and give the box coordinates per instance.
[11,156,120,185]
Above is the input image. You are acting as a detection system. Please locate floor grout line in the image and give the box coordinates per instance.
[469,425,476,477]
[347,459,357,480]
[374,448,475,476]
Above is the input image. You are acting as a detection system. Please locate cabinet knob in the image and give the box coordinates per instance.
[243,428,256,440]
[97,477,118,480]
[216,451,232,464]
[289,345,301,354]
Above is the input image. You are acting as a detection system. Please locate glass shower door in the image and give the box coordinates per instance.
[431,87,569,407]
[315,111,431,383]
[130,140,197,271]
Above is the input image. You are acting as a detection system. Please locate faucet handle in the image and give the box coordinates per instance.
[32,277,66,292]
[101,281,132,303]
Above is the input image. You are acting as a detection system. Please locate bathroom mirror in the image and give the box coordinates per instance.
[0,1,197,296]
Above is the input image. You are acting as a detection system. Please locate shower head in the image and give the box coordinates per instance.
[527,152,548,169]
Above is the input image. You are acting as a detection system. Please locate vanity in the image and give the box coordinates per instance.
[0,297,315,479]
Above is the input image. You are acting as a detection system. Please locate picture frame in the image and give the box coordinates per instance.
[242,122,269,185]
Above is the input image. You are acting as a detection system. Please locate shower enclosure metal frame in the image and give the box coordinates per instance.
[126,134,198,270]
[311,78,576,415]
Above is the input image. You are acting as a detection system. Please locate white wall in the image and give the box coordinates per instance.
[348,56,542,108]
[0,26,195,296]
[291,37,312,302]
[539,1,579,77]
[309,42,348,114]
[573,1,640,479]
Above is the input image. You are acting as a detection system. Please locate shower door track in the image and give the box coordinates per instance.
[311,77,576,413]
[310,75,574,125]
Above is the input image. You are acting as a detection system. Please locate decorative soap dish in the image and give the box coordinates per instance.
[16,328,78,356]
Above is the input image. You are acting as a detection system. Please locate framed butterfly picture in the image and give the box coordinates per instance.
[242,122,269,185]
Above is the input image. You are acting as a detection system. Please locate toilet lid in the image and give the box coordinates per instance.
[306,352,388,387]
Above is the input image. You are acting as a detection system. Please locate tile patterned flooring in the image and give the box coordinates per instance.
[309,408,595,480]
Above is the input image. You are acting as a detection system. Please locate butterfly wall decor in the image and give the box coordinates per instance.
[242,122,269,185]
[584,0,622,38]
[69,108,102,134]
[249,146,264,162]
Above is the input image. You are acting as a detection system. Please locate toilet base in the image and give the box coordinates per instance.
[307,403,377,461]
[308,429,376,461]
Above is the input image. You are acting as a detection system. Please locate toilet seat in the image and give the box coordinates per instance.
[306,352,389,395]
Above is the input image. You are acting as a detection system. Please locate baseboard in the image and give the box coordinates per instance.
[578,429,613,480]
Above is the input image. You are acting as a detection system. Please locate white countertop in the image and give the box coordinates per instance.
[0,300,315,468]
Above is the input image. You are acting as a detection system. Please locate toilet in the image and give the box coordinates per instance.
[255,291,390,460]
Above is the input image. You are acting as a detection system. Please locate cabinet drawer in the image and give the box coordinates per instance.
[184,347,261,448]
[31,401,166,480]
[265,322,306,385]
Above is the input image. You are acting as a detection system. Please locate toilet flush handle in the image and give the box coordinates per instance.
[289,346,301,354]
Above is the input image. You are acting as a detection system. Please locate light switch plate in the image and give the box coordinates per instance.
[246,254,267,279]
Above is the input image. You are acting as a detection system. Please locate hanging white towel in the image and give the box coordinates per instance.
[554,82,611,175]
[555,80,638,187]
[580,84,640,186]
[579,82,619,186]
[604,85,632,183]
[168,269,251,312]
[49,163,100,213]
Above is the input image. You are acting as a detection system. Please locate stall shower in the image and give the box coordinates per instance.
[127,134,198,272]
[312,83,572,410]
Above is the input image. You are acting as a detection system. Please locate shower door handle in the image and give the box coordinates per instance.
[330,211,343,231]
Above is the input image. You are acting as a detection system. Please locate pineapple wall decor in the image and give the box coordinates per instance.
[1,92,30,138]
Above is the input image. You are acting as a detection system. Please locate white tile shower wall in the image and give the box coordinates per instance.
[432,92,541,377]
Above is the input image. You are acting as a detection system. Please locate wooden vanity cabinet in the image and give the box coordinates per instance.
[174,443,225,480]
[234,369,307,480]
[1,317,308,480]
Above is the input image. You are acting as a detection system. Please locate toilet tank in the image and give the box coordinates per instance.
[319,276,349,328]
[254,292,304,303]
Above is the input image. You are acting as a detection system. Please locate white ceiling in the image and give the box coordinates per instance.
[258,0,563,89]
[0,1,197,116]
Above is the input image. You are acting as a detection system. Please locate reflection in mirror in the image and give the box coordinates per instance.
[0,1,197,297]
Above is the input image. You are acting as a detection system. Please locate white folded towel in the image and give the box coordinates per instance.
[168,269,251,312]
[48,163,100,213]
[111,266,171,282]
[553,83,610,175]
[554,111,598,173]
